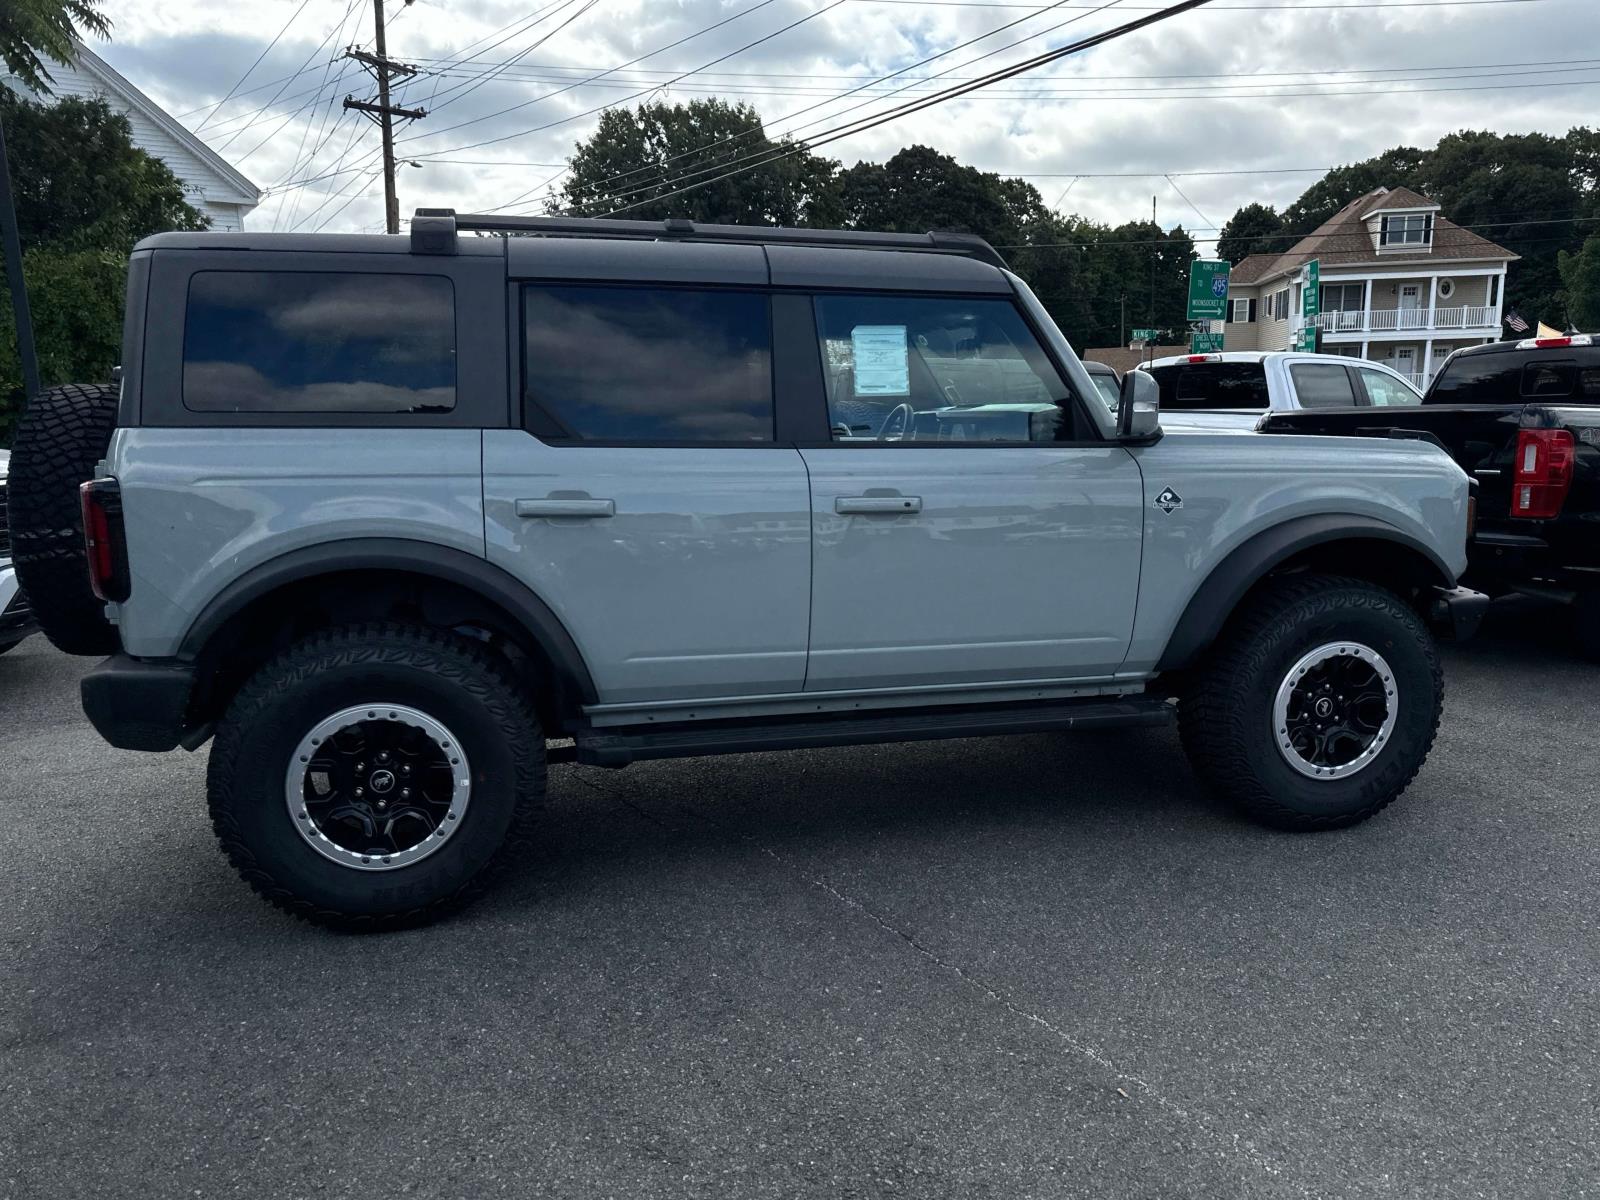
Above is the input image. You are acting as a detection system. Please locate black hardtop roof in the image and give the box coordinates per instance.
[133,211,1014,293]
[410,209,1010,270]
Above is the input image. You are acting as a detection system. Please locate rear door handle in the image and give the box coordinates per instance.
[514,498,616,518]
[835,495,922,515]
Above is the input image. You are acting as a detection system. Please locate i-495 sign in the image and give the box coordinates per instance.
[1187,259,1231,321]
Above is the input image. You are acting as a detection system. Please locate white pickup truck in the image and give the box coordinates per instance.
[1141,351,1422,428]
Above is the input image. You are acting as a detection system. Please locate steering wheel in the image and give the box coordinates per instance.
[877,403,916,441]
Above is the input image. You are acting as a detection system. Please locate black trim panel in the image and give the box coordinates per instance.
[1156,514,1457,671]
[81,655,196,752]
[574,694,1171,768]
[178,538,598,703]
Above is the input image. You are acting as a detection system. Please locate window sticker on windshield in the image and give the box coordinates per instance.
[852,325,910,396]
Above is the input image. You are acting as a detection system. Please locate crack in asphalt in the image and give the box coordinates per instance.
[597,781,1304,1195]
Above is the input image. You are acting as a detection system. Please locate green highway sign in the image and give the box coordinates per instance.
[1296,326,1318,352]
[1131,328,1161,342]
[1190,331,1223,353]
[1186,259,1231,321]
[1302,258,1320,319]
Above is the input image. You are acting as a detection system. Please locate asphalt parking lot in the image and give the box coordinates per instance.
[2,600,1597,1199]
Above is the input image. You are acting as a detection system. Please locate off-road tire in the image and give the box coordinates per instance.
[7,382,121,655]
[208,623,545,931]
[1178,574,1443,831]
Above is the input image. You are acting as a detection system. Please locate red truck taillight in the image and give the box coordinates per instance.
[1510,428,1575,520]
[80,478,131,602]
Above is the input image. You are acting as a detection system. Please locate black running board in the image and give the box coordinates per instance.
[555,695,1172,768]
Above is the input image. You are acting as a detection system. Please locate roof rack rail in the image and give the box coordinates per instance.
[408,209,1008,270]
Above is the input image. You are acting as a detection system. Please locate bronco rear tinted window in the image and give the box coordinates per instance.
[523,285,773,442]
[183,272,456,413]
[1146,362,1270,410]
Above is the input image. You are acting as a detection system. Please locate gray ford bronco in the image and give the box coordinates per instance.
[8,212,1486,930]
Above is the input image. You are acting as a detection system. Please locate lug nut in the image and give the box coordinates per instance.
[355,787,364,797]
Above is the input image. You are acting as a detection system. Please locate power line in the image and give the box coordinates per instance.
[506,0,1124,216]
[996,212,1600,251]
[599,0,1224,217]
[851,0,1543,7]
[193,0,317,132]
[412,0,790,142]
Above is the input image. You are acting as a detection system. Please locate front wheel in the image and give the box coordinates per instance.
[1179,574,1443,831]
[208,623,545,930]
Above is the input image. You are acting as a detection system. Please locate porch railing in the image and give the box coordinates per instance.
[1310,305,1497,334]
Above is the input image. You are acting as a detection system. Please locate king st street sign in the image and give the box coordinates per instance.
[1186,259,1230,321]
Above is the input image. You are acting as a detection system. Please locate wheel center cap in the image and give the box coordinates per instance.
[368,769,397,795]
[1314,697,1334,719]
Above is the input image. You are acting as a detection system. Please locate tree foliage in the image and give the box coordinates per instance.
[0,0,109,94]
[1559,234,1600,331]
[1,92,206,439]
[1215,201,1291,263]
[557,98,839,227]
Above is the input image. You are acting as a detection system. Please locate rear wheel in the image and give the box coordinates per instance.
[208,623,545,930]
[7,383,121,655]
[1179,574,1442,831]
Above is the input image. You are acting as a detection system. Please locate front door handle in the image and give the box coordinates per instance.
[835,495,921,515]
[515,498,616,518]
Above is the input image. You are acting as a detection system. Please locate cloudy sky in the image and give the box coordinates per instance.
[81,0,1596,240]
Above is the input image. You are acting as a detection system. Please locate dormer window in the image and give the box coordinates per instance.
[1379,213,1433,248]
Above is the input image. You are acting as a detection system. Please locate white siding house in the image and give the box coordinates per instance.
[3,42,259,230]
[1222,187,1517,389]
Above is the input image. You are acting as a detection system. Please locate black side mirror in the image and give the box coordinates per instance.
[1117,369,1161,439]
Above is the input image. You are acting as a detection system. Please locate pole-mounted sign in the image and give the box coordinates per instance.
[1186,259,1230,322]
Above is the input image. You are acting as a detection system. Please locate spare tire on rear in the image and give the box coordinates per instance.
[8,382,121,656]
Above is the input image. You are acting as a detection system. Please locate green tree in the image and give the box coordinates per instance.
[1558,233,1600,330]
[1280,146,1426,233]
[1,92,206,439]
[1215,201,1290,263]
[834,145,1049,246]
[0,0,108,94]
[557,98,839,226]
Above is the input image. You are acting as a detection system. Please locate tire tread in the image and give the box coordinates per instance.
[207,622,545,930]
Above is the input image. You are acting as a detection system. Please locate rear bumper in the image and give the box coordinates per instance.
[1430,585,1491,641]
[81,654,197,751]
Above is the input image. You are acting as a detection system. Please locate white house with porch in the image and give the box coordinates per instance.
[1220,187,1516,389]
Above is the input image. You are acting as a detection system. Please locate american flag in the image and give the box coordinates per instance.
[1504,308,1530,333]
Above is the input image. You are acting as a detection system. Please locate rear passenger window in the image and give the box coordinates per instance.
[1146,363,1269,410]
[523,285,772,442]
[1521,361,1576,398]
[183,272,455,412]
[1290,363,1357,408]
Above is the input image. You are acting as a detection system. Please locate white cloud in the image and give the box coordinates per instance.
[91,0,1600,235]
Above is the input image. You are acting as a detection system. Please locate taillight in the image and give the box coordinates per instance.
[1510,428,1575,520]
[79,478,130,602]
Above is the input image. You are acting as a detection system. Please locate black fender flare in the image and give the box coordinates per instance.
[178,537,598,704]
[1155,514,1456,672]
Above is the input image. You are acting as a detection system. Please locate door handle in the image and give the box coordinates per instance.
[835,495,922,515]
[514,498,616,518]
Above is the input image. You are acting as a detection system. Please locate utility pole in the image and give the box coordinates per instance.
[1149,195,1157,347]
[344,0,424,234]
[0,115,39,400]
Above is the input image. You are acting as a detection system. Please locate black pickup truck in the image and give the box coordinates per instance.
[1261,335,1600,657]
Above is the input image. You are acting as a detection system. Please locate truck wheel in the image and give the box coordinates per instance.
[7,382,121,656]
[1178,574,1442,831]
[208,623,545,930]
